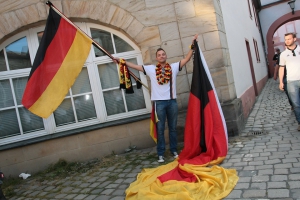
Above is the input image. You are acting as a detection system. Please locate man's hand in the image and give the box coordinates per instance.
[279,82,284,91]
[193,34,198,41]
[112,57,120,64]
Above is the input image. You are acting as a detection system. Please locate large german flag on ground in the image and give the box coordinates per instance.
[22,7,92,118]
[125,40,238,200]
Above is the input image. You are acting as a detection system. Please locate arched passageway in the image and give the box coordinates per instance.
[266,10,300,77]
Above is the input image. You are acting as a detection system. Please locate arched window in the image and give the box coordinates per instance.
[0,23,150,145]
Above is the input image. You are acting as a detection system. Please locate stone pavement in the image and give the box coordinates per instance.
[4,78,300,199]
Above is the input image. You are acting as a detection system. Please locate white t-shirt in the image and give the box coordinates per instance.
[279,45,300,81]
[143,62,181,101]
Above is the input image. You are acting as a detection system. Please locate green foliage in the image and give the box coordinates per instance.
[2,177,21,197]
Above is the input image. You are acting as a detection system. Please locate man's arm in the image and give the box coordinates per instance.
[179,34,198,69]
[113,58,144,72]
[180,49,194,69]
[124,61,144,72]
[278,66,285,91]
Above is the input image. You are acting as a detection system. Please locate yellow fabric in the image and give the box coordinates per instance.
[125,160,239,200]
[149,120,157,143]
[150,103,159,143]
[118,58,132,89]
[29,31,92,118]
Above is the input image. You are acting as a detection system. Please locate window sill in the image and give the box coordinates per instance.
[0,113,150,151]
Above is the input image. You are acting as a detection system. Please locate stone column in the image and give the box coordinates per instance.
[177,0,244,136]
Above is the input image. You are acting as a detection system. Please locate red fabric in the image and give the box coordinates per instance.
[22,18,77,108]
[179,91,227,165]
[158,166,197,183]
[158,90,227,183]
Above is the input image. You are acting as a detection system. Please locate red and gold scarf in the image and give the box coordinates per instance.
[119,58,133,93]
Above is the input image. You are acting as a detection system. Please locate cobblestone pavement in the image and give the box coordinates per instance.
[4,79,300,199]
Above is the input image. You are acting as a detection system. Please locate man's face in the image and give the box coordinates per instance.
[156,50,167,63]
[285,35,296,47]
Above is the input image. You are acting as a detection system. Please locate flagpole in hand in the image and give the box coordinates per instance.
[45,1,148,90]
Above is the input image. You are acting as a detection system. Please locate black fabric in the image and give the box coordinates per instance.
[276,53,281,65]
[136,78,142,89]
[125,75,134,94]
[28,8,61,80]
[272,53,279,61]
[142,65,146,75]
[170,72,173,99]
[191,40,212,111]
[191,40,213,152]
[179,61,182,71]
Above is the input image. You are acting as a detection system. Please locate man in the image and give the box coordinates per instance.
[273,48,281,80]
[114,34,198,162]
[278,32,300,130]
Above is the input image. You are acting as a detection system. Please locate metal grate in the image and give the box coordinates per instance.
[247,131,268,136]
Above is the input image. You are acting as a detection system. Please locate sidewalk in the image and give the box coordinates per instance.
[4,78,300,199]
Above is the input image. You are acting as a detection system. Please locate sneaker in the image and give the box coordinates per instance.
[173,152,178,158]
[298,125,300,131]
[158,156,164,163]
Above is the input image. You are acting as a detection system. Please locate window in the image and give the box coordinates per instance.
[247,0,252,19]
[253,38,260,63]
[0,23,150,145]
[0,34,44,139]
[252,1,259,28]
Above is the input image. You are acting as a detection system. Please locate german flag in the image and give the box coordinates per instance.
[22,7,92,118]
[176,39,228,166]
[157,39,229,183]
[125,40,238,200]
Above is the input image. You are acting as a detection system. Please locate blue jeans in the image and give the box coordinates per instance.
[155,99,178,156]
[287,80,300,123]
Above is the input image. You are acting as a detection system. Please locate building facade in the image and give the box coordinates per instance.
[258,0,300,77]
[0,0,269,176]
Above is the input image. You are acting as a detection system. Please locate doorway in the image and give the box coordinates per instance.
[245,40,258,96]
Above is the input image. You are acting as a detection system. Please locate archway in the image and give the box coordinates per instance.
[266,10,300,77]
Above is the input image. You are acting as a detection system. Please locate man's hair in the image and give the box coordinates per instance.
[276,48,280,51]
[284,32,297,38]
[156,48,166,57]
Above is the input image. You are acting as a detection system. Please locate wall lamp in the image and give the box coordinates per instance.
[288,0,296,15]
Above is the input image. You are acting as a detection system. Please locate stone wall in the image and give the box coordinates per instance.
[0,0,236,109]
[0,118,157,177]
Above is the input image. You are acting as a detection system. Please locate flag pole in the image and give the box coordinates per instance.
[45,1,149,90]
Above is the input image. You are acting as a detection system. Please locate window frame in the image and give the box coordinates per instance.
[247,0,253,19]
[251,0,259,29]
[0,23,151,146]
[253,38,260,63]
